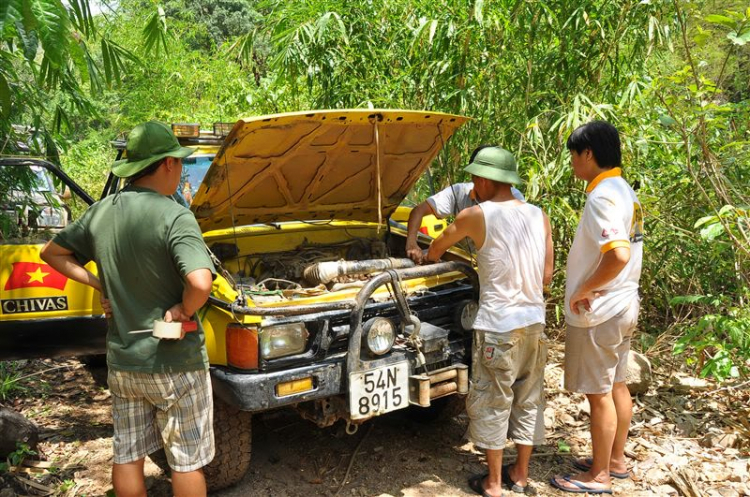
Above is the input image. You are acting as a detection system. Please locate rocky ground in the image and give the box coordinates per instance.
[1,341,748,496]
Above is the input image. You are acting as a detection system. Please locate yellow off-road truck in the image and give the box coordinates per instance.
[0,110,478,490]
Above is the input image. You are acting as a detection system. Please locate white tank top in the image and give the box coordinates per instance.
[472,201,547,333]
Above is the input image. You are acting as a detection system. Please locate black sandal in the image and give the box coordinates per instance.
[501,464,537,495]
[468,474,493,497]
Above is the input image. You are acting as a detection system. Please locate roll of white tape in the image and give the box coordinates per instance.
[152,320,182,339]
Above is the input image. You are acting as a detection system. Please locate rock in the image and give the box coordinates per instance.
[543,407,555,429]
[0,406,39,457]
[702,462,732,482]
[651,484,679,495]
[560,413,576,426]
[644,466,668,484]
[717,433,739,449]
[670,374,710,393]
[727,460,749,482]
[0,488,16,497]
[716,486,741,497]
[625,351,652,395]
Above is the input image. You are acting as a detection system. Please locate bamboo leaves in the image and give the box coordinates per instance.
[27,0,71,69]
[143,6,170,56]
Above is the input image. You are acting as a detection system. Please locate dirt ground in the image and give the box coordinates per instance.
[2,342,749,497]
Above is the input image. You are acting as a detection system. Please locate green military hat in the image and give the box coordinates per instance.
[464,146,522,185]
[112,121,194,178]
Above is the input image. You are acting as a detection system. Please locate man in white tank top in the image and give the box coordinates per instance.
[551,121,643,495]
[426,147,553,497]
[405,145,524,264]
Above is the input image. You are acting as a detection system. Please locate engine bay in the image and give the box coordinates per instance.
[209,231,418,304]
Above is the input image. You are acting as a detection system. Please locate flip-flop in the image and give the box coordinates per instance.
[501,464,537,495]
[549,475,613,494]
[468,474,505,497]
[572,458,630,479]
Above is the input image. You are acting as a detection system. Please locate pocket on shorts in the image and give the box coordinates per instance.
[624,297,640,338]
[593,308,635,348]
[538,332,550,368]
[480,332,518,372]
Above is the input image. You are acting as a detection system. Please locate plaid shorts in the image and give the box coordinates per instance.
[107,369,215,472]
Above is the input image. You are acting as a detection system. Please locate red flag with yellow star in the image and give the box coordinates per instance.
[4,262,68,291]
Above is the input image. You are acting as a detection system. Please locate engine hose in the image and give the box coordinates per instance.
[303,258,415,285]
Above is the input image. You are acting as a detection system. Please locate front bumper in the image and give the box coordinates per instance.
[211,361,344,412]
[211,349,414,412]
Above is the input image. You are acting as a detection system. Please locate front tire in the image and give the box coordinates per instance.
[205,396,253,491]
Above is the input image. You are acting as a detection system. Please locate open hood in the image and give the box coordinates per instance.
[191,109,467,231]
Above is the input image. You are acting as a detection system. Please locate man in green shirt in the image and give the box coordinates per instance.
[41,121,216,497]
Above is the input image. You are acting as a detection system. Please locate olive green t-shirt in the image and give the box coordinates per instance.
[54,185,215,373]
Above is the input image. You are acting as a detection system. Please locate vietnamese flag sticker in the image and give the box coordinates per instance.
[4,262,68,291]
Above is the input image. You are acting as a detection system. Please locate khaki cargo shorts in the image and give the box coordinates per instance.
[564,297,640,395]
[466,324,548,450]
[108,369,215,472]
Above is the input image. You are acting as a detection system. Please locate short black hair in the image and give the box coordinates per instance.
[469,144,496,163]
[566,121,621,168]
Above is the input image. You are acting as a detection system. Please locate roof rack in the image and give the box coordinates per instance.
[111,122,232,150]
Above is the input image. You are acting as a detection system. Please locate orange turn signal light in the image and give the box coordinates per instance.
[275,377,314,397]
[226,324,258,370]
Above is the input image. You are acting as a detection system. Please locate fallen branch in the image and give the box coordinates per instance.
[334,424,373,496]
[669,467,701,497]
[13,474,55,495]
[11,364,83,385]
[702,379,750,396]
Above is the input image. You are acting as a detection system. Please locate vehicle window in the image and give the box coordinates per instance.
[30,166,55,193]
[176,154,213,206]
[1,164,75,241]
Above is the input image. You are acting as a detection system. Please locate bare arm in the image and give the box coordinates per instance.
[41,240,102,292]
[41,240,111,317]
[569,246,630,314]
[164,268,213,323]
[543,212,554,286]
[426,206,484,262]
[405,201,437,263]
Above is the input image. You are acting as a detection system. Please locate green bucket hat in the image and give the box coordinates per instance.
[112,121,195,178]
[464,146,522,185]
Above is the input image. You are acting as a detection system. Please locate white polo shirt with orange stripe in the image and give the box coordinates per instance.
[564,168,643,327]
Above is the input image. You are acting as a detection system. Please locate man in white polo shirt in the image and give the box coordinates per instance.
[551,121,643,495]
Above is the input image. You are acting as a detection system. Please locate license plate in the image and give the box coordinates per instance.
[349,362,409,420]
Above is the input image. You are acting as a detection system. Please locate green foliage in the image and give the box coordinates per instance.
[0,361,28,401]
[0,442,38,472]
[58,479,76,492]
[672,293,750,380]
[61,130,113,214]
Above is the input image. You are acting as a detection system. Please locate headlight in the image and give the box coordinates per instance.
[362,317,395,356]
[260,323,308,359]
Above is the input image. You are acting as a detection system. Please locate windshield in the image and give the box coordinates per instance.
[30,166,55,193]
[176,154,213,206]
